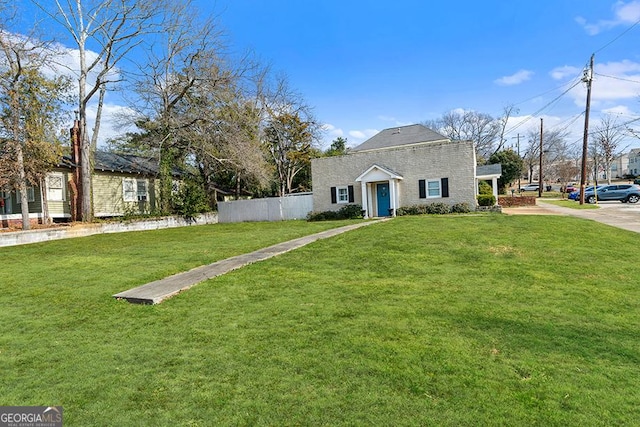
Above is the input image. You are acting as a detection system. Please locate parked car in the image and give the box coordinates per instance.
[583,184,640,204]
[564,184,578,193]
[568,185,602,201]
[520,183,540,192]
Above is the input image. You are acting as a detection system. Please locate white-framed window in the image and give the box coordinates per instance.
[123,178,149,202]
[427,180,441,198]
[137,179,148,202]
[337,186,349,204]
[17,187,35,203]
[171,180,180,195]
[47,173,65,201]
[123,178,136,202]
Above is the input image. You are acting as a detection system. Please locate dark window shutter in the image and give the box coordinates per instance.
[419,179,426,198]
[348,185,354,203]
[441,178,449,198]
[330,187,337,204]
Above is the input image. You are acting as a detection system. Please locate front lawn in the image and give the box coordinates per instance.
[543,199,600,209]
[1,216,638,425]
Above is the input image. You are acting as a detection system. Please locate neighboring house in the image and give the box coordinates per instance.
[311,124,483,218]
[628,148,640,176]
[1,151,173,227]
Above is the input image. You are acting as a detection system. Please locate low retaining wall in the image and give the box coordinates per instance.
[498,196,537,207]
[0,212,218,247]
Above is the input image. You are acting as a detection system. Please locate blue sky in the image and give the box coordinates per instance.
[12,0,640,151]
[211,0,640,151]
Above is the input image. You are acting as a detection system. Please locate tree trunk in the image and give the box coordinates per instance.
[40,177,52,225]
[15,143,30,230]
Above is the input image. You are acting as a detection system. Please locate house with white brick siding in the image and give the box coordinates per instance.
[311,124,482,218]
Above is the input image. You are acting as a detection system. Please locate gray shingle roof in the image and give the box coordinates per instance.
[94,151,159,175]
[61,151,183,176]
[351,124,449,152]
[476,164,502,177]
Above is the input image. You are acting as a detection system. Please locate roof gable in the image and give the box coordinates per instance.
[351,124,449,153]
[355,164,404,182]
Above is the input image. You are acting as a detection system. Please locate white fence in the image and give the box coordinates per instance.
[218,193,313,223]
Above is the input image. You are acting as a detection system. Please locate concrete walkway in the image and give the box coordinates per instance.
[113,219,387,304]
[503,200,640,233]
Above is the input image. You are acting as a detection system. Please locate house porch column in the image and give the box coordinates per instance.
[360,181,369,218]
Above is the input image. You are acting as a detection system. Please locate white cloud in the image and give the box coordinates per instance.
[85,103,139,147]
[348,129,378,140]
[494,69,534,86]
[574,60,640,105]
[44,42,120,86]
[576,1,640,35]
[550,65,581,80]
[602,105,636,116]
[377,115,412,126]
[323,123,344,138]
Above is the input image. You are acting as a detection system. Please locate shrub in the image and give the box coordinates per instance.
[477,194,496,207]
[426,202,450,214]
[396,205,427,216]
[478,181,493,195]
[307,204,362,221]
[172,180,209,222]
[338,204,364,219]
[451,202,472,213]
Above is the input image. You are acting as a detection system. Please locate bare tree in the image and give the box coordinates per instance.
[522,127,571,184]
[423,109,501,162]
[495,105,518,155]
[32,0,162,222]
[593,115,626,184]
[123,0,236,211]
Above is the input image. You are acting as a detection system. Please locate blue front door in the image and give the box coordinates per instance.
[377,183,390,217]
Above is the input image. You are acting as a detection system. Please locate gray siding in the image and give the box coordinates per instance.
[311,140,476,213]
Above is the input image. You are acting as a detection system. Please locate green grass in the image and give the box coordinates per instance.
[1,216,639,426]
[542,199,600,209]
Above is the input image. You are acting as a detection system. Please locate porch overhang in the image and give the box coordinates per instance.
[355,164,403,218]
[475,164,502,204]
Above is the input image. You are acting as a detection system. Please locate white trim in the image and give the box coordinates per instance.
[425,179,441,198]
[46,172,65,201]
[123,178,136,202]
[336,185,349,204]
[355,164,403,218]
[355,164,403,182]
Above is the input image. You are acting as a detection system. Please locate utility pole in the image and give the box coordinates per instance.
[579,54,594,205]
[511,133,521,191]
[538,119,543,198]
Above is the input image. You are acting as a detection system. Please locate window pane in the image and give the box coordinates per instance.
[123,179,136,202]
[427,181,440,197]
[137,180,148,201]
[338,187,348,202]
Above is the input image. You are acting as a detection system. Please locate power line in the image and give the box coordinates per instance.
[594,72,640,84]
[505,78,583,135]
[594,17,640,54]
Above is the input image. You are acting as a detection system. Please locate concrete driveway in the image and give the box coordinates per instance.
[503,200,640,234]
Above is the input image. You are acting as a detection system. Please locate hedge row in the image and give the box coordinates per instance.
[396,202,472,216]
[307,204,363,221]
